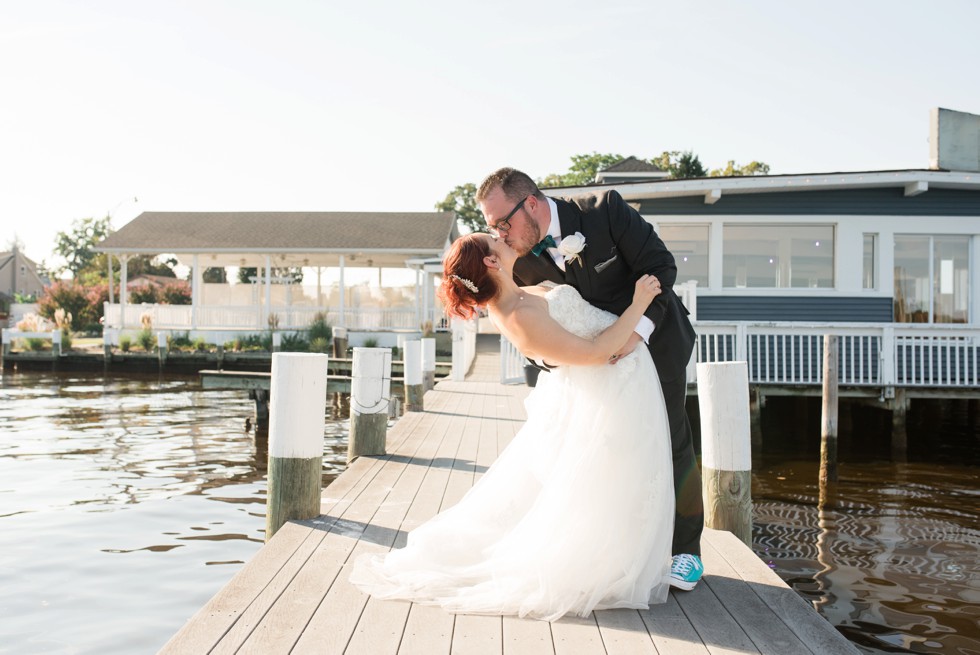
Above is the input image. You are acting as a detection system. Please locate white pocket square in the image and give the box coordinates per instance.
[594,255,618,273]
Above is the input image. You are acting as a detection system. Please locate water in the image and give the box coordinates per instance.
[0,372,977,654]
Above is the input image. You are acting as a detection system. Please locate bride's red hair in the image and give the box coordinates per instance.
[439,234,499,320]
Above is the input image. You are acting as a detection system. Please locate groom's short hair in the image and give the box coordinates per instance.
[477,167,543,203]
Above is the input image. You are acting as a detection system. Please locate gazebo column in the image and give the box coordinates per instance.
[264,255,272,328]
[338,255,346,328]
[316,267,322,308]
[414,268,421,328]
[191,254,200,329]
[119,255,130,329]
[107,255,114,304]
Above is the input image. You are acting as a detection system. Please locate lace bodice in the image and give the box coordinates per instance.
[543,284,616,340]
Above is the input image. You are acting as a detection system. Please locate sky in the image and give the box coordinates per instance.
[3,0,979,266]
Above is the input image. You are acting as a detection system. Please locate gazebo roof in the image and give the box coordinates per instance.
[97,211,459,268]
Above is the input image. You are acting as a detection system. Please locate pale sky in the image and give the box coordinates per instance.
[3,0,979,265]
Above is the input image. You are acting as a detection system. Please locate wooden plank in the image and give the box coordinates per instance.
[157,521,316,654]
[397,603,455,655]
[551,614,605,655]
[595,609,658,654]
[289,387,473,654]
[451,615,502,654]
[502,616,555,655]
[701,530,858,654]
[226,403,449,652]
[672,584,759,655]
[639,594,710,655]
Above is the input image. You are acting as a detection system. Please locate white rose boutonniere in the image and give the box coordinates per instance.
[557,232,587,267]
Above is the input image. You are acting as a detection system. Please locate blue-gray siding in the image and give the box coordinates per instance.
[696,296,893,322]
[640,188,980,216]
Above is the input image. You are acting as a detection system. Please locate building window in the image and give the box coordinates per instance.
[658,224,708,287]
[722,224,834,288]
[894,235,970,323]
[862,233,877,290]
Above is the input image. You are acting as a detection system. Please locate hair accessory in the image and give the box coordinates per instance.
[450,274,479,293]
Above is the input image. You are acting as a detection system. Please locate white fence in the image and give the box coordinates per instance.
[495,321,980,389]
[693,322,980,389]
[450,317,478,381]
[103,303,446,332]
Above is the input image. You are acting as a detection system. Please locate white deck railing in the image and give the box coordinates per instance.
[496,321,980,389]
[450,317,479,381]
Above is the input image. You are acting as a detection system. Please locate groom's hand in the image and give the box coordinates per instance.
[608,332,643,365]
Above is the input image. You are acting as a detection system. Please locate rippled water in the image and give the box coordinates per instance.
[0,372,977,654]
[0,370,352,655]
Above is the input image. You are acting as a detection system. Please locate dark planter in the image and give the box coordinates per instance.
[523,363,541,387]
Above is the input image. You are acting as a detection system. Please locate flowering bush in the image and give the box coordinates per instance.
[159,281,191,305]
[37,281,92,330]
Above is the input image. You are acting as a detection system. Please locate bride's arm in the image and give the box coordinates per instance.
[507,276,660,367]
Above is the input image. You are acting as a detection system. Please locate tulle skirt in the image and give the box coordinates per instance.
[349,347,674,621]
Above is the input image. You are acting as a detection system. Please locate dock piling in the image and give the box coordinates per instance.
[820,334,839,499]
[157,332,168,366]
[266,352,330,541]
[348,347,392,462]
[421,337,436,391]
[404,340,424,411]
[332,327,348,358]
[697,361,753,546]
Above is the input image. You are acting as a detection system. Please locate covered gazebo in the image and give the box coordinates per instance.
[96,210,459,340]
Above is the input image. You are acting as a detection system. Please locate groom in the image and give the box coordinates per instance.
[477,167,705,590]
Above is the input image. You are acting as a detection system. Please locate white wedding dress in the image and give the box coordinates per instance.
[350,284,675,621]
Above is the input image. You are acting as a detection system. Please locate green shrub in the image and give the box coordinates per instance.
[310,336,329,353]
[137,329,155,352]
[193,337,207,352]
[60,329,72,351]
[26,337,46,351]
[308,312,332,342]
[281,332,309,352]
[363,337,379,348]
[169,332,193,350]
[119,335,132,352]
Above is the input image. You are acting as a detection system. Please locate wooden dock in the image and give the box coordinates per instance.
[160,343,859,655]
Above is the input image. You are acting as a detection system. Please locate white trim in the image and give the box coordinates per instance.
[549,170,979,200]
[704,189,722,205]
[904,181,928,196]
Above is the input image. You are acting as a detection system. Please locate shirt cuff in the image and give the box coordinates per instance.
[635,316,655,344]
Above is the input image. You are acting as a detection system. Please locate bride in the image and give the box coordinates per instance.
[349,233,675,621]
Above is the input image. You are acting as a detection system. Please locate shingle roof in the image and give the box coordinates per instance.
[97,211,458,253]
[600,156,664,174]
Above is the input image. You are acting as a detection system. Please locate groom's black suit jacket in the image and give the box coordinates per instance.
[513,189,696,383]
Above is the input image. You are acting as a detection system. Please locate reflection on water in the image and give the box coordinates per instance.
[750,398,980,655]
[0,369,355,655]
[0,372,977,655]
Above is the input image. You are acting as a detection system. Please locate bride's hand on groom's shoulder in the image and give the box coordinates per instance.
[633,274,662,306]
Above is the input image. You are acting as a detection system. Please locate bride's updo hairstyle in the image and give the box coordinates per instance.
[440,234,499,320]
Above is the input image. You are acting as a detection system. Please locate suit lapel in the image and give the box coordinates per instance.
[555,199,592,299]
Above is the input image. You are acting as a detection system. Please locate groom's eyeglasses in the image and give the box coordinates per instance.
[487,197,528,237]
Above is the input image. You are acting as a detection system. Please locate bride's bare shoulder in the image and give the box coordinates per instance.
[520,283,555,299]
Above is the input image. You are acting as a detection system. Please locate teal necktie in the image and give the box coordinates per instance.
[531,234,557,257]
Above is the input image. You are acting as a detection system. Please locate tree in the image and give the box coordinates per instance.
[709,160,771,177]
[435,183,485,233]
[651,151,708,179]
[541,152,624,187]
[54,216,112,278]
[202,267,227,283]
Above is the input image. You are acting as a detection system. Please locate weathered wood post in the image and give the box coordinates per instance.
[820,334,839,491]
[272,332,282,353]
[891,388,909,458]
[404,340,424,412]
[332,327,348,359]
[348,347,392,462]
[421,337,436,391]
[157,332,168,366]
[266,352,329,541]
[697,361,752,546]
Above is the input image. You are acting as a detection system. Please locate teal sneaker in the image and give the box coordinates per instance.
[669,554,704,590]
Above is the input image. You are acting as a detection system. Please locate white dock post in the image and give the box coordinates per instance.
[157,332,168,365]
[272,332,282,353]
[348,347,392,462]
[697,361,753,546]
[404,340,424,411]
[332,327,348,359]
[52,330,62,357]
[266,352,329,541]
[421,337,436,391]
